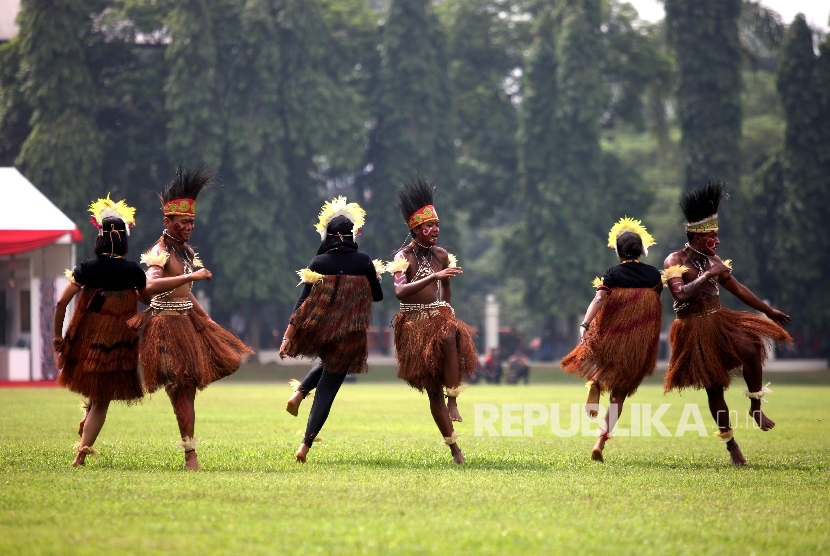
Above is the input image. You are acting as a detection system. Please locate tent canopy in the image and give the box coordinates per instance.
[0,167,82,255]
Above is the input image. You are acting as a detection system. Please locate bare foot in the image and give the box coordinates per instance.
[750,401,775,431]
[78,402,90,436]
[726,439,747,466]
[591,436,606,462]
[286,391,303,417]
[447,397,463,422]
[295,443,309,463]
[184,450,200,471]
[585,383,601,418]
[450,444,465,464]
[71,452,86,467]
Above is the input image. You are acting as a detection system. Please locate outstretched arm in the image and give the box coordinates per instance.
[720,274,791,326]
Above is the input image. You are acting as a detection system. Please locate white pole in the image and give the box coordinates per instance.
[484,293,499,351]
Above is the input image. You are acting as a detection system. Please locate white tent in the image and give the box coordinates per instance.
[0,167,81,381]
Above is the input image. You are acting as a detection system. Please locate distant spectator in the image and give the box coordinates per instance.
[484,348,503,384]
[506,349,531,385]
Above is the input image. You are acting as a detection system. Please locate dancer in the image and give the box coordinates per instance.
[387,175,477,464]
[561,217,663,462]
[131,165,253,470]
[54,195,147,466]
[663,179,791,466]
[279,197,383,463]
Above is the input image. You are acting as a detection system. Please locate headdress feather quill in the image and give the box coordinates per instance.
[88,194,136,235]
[314,196,366,240]
[608,217,655,256]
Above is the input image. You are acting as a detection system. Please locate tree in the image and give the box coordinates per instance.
[15,0,103,223]
[665,0,743,190]
[357,0,456,258]
[515,0,606,321]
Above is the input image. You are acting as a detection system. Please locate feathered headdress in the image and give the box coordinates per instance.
[608,217,655,256]
[158,165,217,217]
[314,196,366,240]
[681,179,727,233]
[397,174,438,229]
[88,194,136,236]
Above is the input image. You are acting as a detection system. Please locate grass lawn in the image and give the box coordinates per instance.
[1,380,829,555]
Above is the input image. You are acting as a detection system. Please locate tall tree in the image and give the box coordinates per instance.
[357,0,456,257]
[515,0,605,320]
[665,0,743,190]
[164,0,225,169]
[15,0,102,222]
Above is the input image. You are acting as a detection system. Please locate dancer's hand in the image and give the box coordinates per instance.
[765,308,791,326]
[53,336,65,353]
[579,327,586,343]
[190,268,212,282]
[705,261,731,281]
[434,267,463,280]
[278,339,290,360]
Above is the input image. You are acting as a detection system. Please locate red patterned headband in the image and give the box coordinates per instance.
[407,205,439,229]
[163,198,197,217]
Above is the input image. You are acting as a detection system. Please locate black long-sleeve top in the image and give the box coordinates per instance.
[293,251,383,312]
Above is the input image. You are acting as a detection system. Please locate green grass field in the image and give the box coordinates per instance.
[2,378,829,555]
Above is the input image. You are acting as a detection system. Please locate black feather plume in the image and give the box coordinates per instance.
[680,178,728,224]
[158,164,217,205]
[397,173,436,223]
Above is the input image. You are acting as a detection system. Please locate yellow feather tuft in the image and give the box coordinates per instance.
[592,276,603,288]
[89,193,136,233]
[723,259,732,270]
[661,264,688,285]
[314,196,366,240]
[296,268,324,286]
[140,250,169,268]
[385,258,410,275]
[372,259,385,277]
[192,253,203,268]
[447,253,458,268]
[64,269,80,285]
[607,216,655,250]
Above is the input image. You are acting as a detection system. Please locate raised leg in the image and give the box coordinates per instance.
[427,386,464,464]
[739,341,774,431]
[591,388,626,462]
[585,381,601,418]
[72,398,110,466]
[442,330,463,422]
[287,363,324,417]
[296,369,347,462]
[166,384,199,470]
[705,385,746,466]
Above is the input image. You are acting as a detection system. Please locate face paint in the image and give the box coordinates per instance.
[703,237,717,255]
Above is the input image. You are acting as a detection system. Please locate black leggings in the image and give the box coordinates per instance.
[299,363,347,448]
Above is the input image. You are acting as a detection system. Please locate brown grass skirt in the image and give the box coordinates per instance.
[561,288,662,396]
[135,309,254,392]
[665,299,791,392]
[287,275,373,374]
[393,305,478,392]
[58,289,143,402]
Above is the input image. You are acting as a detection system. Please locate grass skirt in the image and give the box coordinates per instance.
[665,296,791,392]
[393,304,478,392]
[132,306,253,392]
[57,289,143,402]
[287,275,373,374]
[561,288,662,396]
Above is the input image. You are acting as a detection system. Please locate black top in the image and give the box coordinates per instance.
[71,256,147,292]
[600,262,663,291]
[293,251,383,311]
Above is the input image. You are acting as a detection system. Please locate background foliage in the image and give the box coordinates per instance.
[1,0,828,355]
